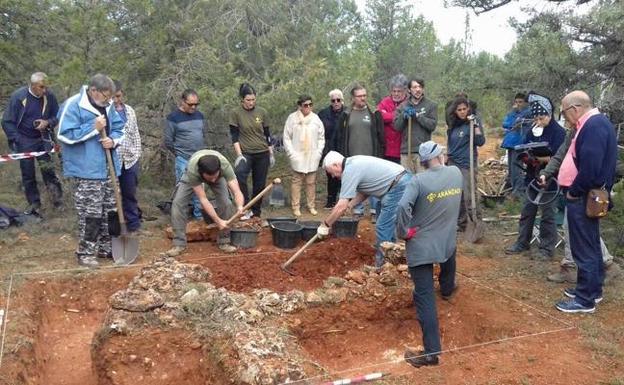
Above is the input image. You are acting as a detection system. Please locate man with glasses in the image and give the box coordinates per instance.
[2,72,63,212]
[551,91,617,313]
[318,89,345,209]
[57,74,125,267]
[333,85,385,216]
[164,89,207,220]
[393,78,438,173]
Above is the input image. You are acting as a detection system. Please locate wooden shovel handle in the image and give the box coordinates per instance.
[225,182,274,226]
[281,233,320,270]
[100,128,127,231]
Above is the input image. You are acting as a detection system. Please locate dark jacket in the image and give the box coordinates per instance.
[568,113,617,199]
[333,105,384,157]
[523,118,565,186]
[446,119,486,169]
[393,96,438,154]
[2,86,59,144]
[318,104,343,156]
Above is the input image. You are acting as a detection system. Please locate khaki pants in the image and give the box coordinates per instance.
[401,153,423,174]
[291,170,317,210]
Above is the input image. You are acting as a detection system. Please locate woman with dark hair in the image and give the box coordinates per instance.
[229,83,274,220]
[283,94,325,217]
[446,96,486,231]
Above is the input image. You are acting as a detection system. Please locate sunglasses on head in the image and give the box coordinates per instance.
[331,98,342,103]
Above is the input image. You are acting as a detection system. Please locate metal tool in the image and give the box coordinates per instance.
[465,119,485,243]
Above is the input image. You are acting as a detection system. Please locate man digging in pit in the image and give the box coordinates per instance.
[165,150,245,257]
[318,150,412,269]
[395,140,462,368]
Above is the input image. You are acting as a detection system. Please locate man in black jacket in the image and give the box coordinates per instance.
[318,89,345,209]
[333,85,384,216]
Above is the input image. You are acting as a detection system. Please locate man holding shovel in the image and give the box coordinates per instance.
[319,151,411,268]
[165,149,245,257]
[57,74,125,268]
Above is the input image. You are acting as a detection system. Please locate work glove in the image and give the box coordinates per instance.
[317,222,330,239]
[234,155,247,168]
[403,105,417,119]
[405,227,418,240]
[269,153,275,168]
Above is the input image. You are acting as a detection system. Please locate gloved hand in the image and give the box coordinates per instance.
[234,155,247,168]
[415,108,426,118]
[317,222,330,238]
[405,227,418,240]
[403,105,417,119]
[269,153,275,168]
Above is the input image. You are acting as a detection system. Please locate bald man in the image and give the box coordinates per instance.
[554,91,617,313]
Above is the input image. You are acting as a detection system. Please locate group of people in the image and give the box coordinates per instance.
[1,71,619,368]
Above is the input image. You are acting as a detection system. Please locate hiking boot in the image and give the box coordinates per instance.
[404,349,439,368]
[555,298,595,313]
[165,246,186,257]
[441,284,459,301]
[218,244,237,253]
[308,207,318,216]
[504,243,529,255]
[293,208,302,217]
[563,288,603,304]
[547,266,577,283]
[77,255,99,268]
[605,262,621,284]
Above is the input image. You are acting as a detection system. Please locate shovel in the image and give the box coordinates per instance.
[102,130,139,265]
[407,116,412,167]
[269,177,285,207]
[281,233,320,275]
[465,119,485,243]
[225,178,281,226]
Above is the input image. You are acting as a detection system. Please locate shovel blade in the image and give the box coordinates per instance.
[112,234,139,265]
[465,219,485,243]
[269,183,285,207]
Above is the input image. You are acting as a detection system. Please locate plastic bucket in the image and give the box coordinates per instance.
[333,217,359,238]
[266,216,297,226]
[271,221,303,249]
[299,220,321,241]
[230,228,259,249]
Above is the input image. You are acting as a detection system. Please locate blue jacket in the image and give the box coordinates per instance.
[523,118,565,187]
[568,113,617,199]
[2,86,59,143]
[57,86,125,179]
[501,107,531,149]
[447,120,486,169]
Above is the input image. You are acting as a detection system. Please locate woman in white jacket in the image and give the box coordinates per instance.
[283,95,325,216]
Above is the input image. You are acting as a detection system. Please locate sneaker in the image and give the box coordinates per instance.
[218,244,237,253]
[293,208,302,217]
[441,284,459,301]
[77,256,99,268]
[563,288,603,304]
[504,243,529,255]
[547,266,577,283]
[308,207,318,216]
[165,246,186,257]
[240,211,254,221]
[404,349,439,368]
[555,298,595,313]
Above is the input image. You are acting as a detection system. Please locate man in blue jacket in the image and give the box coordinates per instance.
[57,74,125,267]
[554,91,617,313]
[2,72,63,211]
[501,93,531,199]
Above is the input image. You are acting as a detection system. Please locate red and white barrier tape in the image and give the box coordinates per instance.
[320,372,385,385]
[0,147,57,163]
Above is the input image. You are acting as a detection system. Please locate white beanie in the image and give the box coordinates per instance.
[323,151,344,169]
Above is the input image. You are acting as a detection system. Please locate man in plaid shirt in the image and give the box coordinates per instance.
[113,80,142,232]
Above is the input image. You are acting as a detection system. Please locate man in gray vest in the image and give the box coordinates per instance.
[395,140,462,367]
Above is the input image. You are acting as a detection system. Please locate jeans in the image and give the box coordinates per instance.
[408,251,456,355]
[119,162,141,231]
[235,151,270,217]
[374,173,412,267]
[561,206,612,267]
[16,135,62,207]
[175,156,201,219]
[567,196,604,307]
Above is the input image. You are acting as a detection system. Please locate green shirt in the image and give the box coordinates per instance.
[229,105,270,154]
[186,149,236,187]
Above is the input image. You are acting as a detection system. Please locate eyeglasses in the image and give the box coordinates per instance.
[331,98,342,103]
[185,100,200,107]
[302,102,313,107]
[560,104,579,114]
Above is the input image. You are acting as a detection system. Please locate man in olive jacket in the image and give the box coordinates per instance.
[393,78,438,173]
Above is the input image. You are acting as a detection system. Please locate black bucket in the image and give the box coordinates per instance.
[266,216,297,226]
[230,228,259,249]
[333,217,359,238]
[271,221,303,249]
[299,220,321,241]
